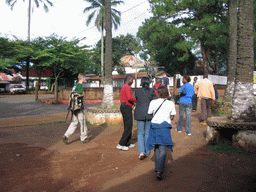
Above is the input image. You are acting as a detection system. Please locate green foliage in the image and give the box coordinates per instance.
[207,138,248,154]
[142,0,229,75]
[137,17,196,75]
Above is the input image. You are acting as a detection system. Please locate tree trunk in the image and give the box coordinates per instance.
[101,25,104,85]
[54,79,58,104]
[200,42,210,77]
[231,0,255,121]
[102,0,114,109]
[25,0,32,91]
[224,0,238,100]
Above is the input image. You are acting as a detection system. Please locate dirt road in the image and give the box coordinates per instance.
[0,104,256,191]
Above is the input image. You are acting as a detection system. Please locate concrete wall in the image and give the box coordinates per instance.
[59,87,136,101]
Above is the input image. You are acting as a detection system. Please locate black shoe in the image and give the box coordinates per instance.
[81,139,89,144]
[63,136,68,144]
[156,172,163,180]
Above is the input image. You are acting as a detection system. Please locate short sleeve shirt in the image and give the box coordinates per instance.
[148,98,176,124]
[179,83,194,103]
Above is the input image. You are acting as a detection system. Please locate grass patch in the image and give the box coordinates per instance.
[39,121,67,125]
[211,111,231,116]
[96,103,120,110]
[207,138,249,154]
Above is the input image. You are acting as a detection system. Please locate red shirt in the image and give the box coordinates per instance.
[154,83,162,94]
[120,84,137,108]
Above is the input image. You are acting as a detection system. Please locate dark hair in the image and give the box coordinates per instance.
[140,77,151,87]
[183,75,191,82]
[124,74,134,82]
[157,86,169,98]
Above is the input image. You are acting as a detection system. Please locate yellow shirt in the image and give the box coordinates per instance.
[194,78,215,100]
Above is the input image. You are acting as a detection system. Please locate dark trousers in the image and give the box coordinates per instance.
[192,94,198,111]
[119,103,133,146]
[201,98,212,121]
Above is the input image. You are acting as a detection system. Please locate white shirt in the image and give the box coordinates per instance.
[148,98,176,124]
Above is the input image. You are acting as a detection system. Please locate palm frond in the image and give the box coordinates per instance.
[86,11,96,26]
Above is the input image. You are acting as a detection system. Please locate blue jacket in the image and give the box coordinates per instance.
[146,121,173,151]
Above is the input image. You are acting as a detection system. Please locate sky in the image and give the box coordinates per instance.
[0,0,152,48]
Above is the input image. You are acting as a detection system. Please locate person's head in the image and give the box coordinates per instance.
[156,78,161,84]
[140,77,151,88]
[182,75,191,84]
[162,72,168,77]
[193,77,198,81]
[203,74,208,79]
[156,86,169,98]
[124,74,134,86]
[78,73,86,83]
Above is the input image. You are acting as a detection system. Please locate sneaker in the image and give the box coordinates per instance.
[139,153,146,160]
[62,136,68,144]
[156,172,163,180]
[176,129,182,133]
[81,139,89,144]
[129,144,135,148]
[186,133,192,136]
[116,144,129,151]
[200,121,207,126]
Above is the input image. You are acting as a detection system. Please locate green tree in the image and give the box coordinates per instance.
[5,0,53,90]
[137,17,196,75]
[83,0,123,84]
[148,0,228,76]
[31,35,91,103]
[231,0,255,121]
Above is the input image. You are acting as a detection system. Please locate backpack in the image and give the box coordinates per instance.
[66,91,84,121]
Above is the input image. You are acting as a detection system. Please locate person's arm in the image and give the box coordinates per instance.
[194,83,198,94]
[124,85,137,103]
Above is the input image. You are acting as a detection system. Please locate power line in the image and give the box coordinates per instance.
[77,0,149,34]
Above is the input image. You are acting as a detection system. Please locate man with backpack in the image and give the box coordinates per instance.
[63,73,88,144]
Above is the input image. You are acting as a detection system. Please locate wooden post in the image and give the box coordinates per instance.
[35,81,39,101]
[173,74,177,97]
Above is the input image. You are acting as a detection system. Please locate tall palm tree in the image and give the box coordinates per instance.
[224,0,238,101]
[231,0,255,121]
[6,0,53,90]
[83,0,124,85]
[102,0,113,108]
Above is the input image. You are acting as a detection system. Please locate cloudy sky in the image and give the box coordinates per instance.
[0,0,152,47]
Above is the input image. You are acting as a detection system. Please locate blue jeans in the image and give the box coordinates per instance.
[154,145,167,172]
[177,103,192,134]
[137,120,151,156]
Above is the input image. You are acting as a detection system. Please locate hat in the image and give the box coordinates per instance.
[140,77,151,86]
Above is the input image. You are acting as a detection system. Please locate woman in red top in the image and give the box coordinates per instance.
[154,78,162,94]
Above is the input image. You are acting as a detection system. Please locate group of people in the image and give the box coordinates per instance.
[117,74,176,180]
[61,73,217,181]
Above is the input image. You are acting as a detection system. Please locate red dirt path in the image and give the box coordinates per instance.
[0,107,256,191]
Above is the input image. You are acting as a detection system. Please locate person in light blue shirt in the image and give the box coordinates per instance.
[176,75,194,135]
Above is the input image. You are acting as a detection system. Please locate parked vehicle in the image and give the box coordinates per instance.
[9,84,26,94]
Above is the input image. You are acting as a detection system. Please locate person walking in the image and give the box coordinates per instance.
[192,76,198,112]
[63,73,88,144]
[154,78,162,94]
[194,75,215,125]
[147,86,176,180]
[134,77,156,160]
[176,75,194,136]
[117,74,137,151]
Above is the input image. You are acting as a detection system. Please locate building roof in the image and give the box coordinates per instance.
[21,68,53,77]
[0,72,23,82]
[87,72,148,81]
[120,55,144,67]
